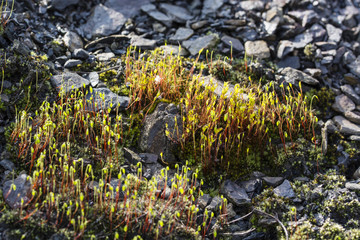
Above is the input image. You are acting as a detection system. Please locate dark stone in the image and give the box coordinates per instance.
[52,0,79,11]
[273,180,295,199]
[85,88,129,112]
[124,148,142,165]
[51,72,90,93]
[3,174,32,209]
[277,56,300,69]
[221,180,251,207]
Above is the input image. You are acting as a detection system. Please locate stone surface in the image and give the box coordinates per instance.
[332,94,356,113]
[221,35,244,52]
[124,148,142,165]
[52,0,79,11]
[170,28,194,42]
[182,34,219,56]
[64,59,82,68]
[159,3,193,23]
[63,31,83,52]
[221,180,251,207]
[344,111,360,124]
[139,103,182,165]
[326,24,343,43]
[160,45,189,56]
[333,115,360,135]
[341,84,360,105]
[244,40,270,59]
[3,174,32,209]
[139,153,158,164]
[263,177,284,187]
[105,0,150,19]
[0,159,15,171]
[239,0,264,11]
[141,4,172,27]
[81,4,126,39]
[345,182,360,191]
[88,72,99,87]
[85,88,129,111]
[130,36,157,49]
[202,0,224,15]
[279,67,319,86]
[277,56,300,69]
[274,180,295,199]
[97,52,115,61]
[348,56,360,78]
[51,72,90,93]
[277,40,294,58]
[73,48,90,60]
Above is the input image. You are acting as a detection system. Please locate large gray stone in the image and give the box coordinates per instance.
[51,72,90,93]
[274,180,295,199]
[333,115,360,135]
[202,0,224,15]
[326,24,343,43]
[182,34,219,56]
[85,88,129,111]
[63,31,83,52]
[348,56,360,78]
[130,36,157,49]
[221,180,251,207]
[239,0,264,11]
[345,111,360,124]
[279,67,319,86]
[139,102,182,165]
[244,40,270,59]
[81,4,126,39]
[159,3,193,23]
[52,0,79,11]
[141,4,172,27]
[105,0,150,19]
[3,174,32,209]
[332,94,355,113]
[170,28,194,42]
[341,84,360,105]
[221,35,244,52]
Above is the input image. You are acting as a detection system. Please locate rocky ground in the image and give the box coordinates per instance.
[1,0,360,239]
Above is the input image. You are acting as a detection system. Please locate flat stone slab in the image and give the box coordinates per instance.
[85,88,129,111]
[244,40,270,59]
[159,3,193,23]
[52,0,79,11]
[279,67,319,86]
[182,34,219,56]
[332,94,356,113]
[105,0,150,19]
[221,180,251,207]
[3,174,32,209]
[81,4,126,39]
[333,115,360,135]
[141,4,172,27]
[274,180,295,199]
[51,72,90,93]
[170,28,194,42]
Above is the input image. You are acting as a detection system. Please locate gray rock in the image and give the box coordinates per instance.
[141,4,172,27]
[160,45,189,56]
[344,111,360,124]
[344,73,360,85]
[348,56,360,78]
[314,213,325,226]
[321,56,333,65]
[64,59,82,68]
[198,193,212,209]
[292,30,314,49]
[202,0,224,16]
[139,102,182,165]
[349,135,360,141]
[206,196,222,211]
[3,174,32,209]
[244,40,270,59]
[239,179,262,193]
[170,28,194,42]
[341,85,360,105]
[81,4,126,39]
[326,24,342,43]
[73,48,90,60]
[105,0,150,19]
[333,115,360,135]
[224,19,246,26]
[345,182,360,191]
[353,167,360,179]
[279,67,319,86]
[315,42,337,51]
[152,23,166,33]
[288,10,318,27]
[221,180,251,207]
[332,94,355,113]
[239,0,264,11]
[139,153,158,164]
[124,148,142,165]
[303,68,321,77]
[159,3,193,23]
[63,31,83,52]
[183,34,219,56]
[88,72,99,87]
[277,40,294,58]
[85,88,129,111]
[52,0,79,11]
[130,36,157,49]
[262,177,284,187]
[221,35,244,52]
[266,7,283,24]
[97,52,115,61]
[191,20,208,30]
[277,56,300,69]
[0,160,15,171]
[51,72,90,93]
[273,180,295,199]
